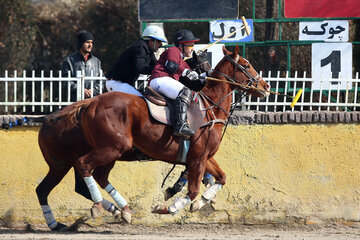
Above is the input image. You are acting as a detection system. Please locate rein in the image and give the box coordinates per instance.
[199,54,260,137]
[200,54,260,120]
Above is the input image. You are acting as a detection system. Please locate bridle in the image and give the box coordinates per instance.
[193,60,211,75]
[200,53,262,114]
[216,54,262,88]
[198,53,263,134]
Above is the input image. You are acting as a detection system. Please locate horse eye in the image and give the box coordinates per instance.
[244,64,250,69]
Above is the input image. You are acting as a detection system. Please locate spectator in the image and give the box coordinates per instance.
[61,30,102,101]
[105,25,167,96]
[263,46,279,78]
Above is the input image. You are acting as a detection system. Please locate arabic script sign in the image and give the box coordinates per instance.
[299,21,349,42]
[209,19,253,43]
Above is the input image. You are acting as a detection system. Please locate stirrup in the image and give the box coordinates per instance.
[174,124,194,137]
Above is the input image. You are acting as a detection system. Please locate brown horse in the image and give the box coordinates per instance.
[36,45,270,230]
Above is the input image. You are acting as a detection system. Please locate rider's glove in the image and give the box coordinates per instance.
[183,69,199,81]
[199,69,213,83]
[199,73,207,83]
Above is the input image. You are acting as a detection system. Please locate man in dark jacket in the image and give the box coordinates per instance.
[61,30,103,101]
[105,25,167,96]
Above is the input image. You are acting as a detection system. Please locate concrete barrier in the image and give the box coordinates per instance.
[1,124,360,227]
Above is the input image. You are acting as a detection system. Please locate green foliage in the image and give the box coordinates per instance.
[0,0,36,72]
[31,0,139,72]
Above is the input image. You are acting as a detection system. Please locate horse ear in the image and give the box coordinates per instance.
[234,45,240,55]
[222,46,231,55]
[192,50,197,60]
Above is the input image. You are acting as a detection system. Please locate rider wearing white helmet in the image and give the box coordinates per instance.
[106,25,167,96]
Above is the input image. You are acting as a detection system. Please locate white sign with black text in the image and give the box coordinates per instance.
[312,43,352,90]
[209,20,253,43]
[300,21,349,42]
[194,44,225,69]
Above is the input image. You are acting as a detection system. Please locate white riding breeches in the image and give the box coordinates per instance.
[106,80,142,96]
[150,77,185,100]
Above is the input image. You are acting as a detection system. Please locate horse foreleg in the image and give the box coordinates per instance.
[158,156,204,214]
[190,157,226,212]
[36,165,71,231]
[92,163,131,224]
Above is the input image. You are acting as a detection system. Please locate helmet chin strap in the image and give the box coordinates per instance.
[179,44,186,59]
[152,40,156,52]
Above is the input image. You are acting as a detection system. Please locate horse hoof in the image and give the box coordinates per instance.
[190,199,206,213]
[210,195,217,204]
[164,188,176,201]
[63,217,87,232]
[113,209,121,219]
[91,203,103,218]
[151,205,169,214]
[51,222,67,231]
[121,205,132,224]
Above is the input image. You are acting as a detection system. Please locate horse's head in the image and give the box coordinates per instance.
[216,45,270,98]
[185,50,211,74]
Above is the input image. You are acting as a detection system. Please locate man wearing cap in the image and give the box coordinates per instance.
[149,29,205,137]
[61,30,102,101]
[105,25,167,96]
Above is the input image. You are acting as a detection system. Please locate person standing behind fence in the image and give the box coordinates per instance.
[105,25,167,96]
[61,30,102,101]
[262,46,279,78]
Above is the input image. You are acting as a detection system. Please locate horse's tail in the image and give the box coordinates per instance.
[46,98,96,127]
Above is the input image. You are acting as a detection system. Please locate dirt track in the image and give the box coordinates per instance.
[1,222,360,240]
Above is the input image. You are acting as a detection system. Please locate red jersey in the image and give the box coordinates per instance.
[150,46,191,82]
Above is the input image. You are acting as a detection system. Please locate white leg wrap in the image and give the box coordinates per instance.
[105,183,127,209]
[102,199,115,213]
[202,183,222,202]
[168,196,191,215]
[41,205,58,229]
[84,176,102,203]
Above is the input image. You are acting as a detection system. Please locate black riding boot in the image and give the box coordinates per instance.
[173,88,195,137]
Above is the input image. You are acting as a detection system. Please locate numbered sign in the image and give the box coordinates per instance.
[209,20,253,43]
[312,43,352,90]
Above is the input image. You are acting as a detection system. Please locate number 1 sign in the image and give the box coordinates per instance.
[312,43,352,90]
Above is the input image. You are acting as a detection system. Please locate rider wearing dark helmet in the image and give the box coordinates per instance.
[149,29,204,137]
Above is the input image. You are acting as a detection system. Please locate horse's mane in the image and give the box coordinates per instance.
[47,98,95,126]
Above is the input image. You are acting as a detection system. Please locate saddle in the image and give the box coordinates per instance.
[143,86,204,132]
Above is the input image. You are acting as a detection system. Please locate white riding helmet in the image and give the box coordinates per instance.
[142,25,167,43]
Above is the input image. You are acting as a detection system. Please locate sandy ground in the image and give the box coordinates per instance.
[1,222,360,240]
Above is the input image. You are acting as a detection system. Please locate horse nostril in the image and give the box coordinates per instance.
[265,83,271,90]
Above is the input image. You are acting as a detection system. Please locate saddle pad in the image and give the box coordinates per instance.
[144,98,204,131]
[145,98,171,125]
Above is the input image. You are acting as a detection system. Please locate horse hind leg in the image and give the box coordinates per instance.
[92,164,131,224]
[36,164,71,231]
[76,146,131,219]
[74,168,121,219]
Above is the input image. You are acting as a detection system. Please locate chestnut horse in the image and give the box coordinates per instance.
[36,45,270,230]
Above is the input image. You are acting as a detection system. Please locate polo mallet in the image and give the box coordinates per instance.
[206,76,303,107]
[184,16,250,61]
